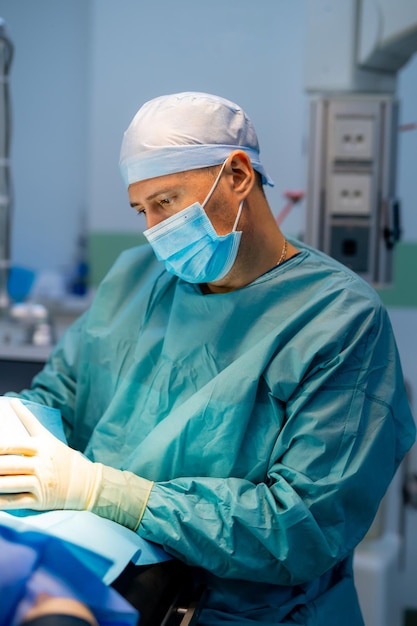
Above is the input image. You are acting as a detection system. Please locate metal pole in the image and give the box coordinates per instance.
[0,18,13,311]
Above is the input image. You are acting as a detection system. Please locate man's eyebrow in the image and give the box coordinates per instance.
[130,188,178,208]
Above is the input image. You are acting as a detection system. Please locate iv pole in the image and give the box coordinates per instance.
[0,18,13,312]
[0,21,54,346]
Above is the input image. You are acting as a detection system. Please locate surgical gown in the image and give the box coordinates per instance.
[15,239,416,625]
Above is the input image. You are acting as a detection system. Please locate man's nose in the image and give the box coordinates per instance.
[145,211,165,230]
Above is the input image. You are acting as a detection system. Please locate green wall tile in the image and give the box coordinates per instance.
[377,242,417,308]
[88,231,147,286]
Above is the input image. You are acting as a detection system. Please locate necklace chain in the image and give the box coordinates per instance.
[276,238,288,266]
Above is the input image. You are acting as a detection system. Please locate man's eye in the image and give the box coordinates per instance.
[135,208,146,216]
[159,198,172,206]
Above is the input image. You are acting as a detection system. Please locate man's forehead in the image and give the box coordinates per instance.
[128,168,210,199]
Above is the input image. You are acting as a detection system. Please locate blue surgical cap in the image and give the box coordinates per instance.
[119,92,274,188]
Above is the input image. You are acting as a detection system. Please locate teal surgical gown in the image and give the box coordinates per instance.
[15,240,416,625]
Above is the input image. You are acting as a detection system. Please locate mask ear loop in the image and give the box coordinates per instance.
[202,157,244,233]
[202,159,228,208]
[232,200,244,232]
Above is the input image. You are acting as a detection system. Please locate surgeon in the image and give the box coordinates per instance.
[0,92,415,625]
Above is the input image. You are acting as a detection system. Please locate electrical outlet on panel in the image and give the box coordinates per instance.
[330,173,372,216]
[332,118,374,160]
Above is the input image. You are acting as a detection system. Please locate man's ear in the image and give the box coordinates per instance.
[225,150,256,197]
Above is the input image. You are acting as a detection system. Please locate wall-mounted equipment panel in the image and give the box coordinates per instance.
[305,95,400,286]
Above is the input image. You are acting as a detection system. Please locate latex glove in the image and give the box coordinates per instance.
[0,399,153,530]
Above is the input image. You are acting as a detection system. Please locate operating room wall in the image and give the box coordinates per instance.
[3,0,416,282]
[87,0,308,235]
[389,51,417,609]
[1,0,308,280]
[0,0,91,278]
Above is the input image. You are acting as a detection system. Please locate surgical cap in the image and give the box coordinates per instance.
[119,92,274,187]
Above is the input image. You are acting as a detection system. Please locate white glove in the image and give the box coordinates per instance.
[0,399,153,530]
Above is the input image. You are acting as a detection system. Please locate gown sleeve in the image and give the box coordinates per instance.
[137,303,415,585]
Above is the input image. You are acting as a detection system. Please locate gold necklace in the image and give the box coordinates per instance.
[276,238,288,266]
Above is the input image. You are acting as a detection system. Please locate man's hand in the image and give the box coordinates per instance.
[0,399,102,511]
[0,399,153,530]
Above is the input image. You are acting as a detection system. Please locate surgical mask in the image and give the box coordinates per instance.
[143,160,244,283]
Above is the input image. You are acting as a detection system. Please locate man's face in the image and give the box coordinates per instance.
[128,167,238,236]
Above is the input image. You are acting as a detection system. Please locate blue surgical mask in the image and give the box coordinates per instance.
[143,160,244,283]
